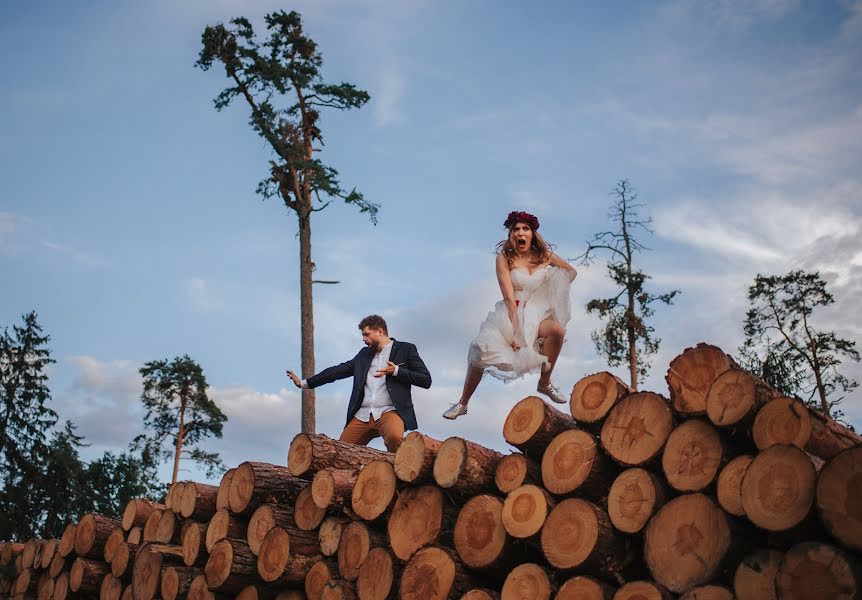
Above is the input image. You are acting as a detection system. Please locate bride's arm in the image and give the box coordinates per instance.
[549,253,577,280]
[496,254,523,348]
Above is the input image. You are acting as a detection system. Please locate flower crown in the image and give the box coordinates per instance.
[504,211,539,230]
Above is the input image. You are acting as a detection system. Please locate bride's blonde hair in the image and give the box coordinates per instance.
[496,221,553,268]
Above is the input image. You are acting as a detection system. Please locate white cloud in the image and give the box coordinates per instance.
[183,277,224,313]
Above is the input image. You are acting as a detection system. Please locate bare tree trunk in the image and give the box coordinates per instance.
[298,209,316,434]
[172,398,186,484]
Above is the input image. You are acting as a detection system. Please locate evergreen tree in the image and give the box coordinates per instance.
[742,270,859,418]
[196,11,376,433]
[577,180,680,389]
[0,311,56,540]
[133,355,227,483]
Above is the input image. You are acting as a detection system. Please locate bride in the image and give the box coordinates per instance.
[443,211,577,419]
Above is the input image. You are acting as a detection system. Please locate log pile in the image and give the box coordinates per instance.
[2,342,861,599]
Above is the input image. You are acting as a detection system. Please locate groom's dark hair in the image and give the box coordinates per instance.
[358,315,388,334]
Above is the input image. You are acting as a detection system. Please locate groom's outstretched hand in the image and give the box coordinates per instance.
[374,361,398,378]
[285,370,302,388]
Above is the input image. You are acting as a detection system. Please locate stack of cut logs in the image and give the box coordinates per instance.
[2,342,862,599]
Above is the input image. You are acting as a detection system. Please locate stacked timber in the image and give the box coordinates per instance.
[2,342,861,599]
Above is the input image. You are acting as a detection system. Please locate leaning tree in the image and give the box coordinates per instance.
[134,355,227,484]
[577,180,680,389]
[742,269,859,418]
[196,11,377,433]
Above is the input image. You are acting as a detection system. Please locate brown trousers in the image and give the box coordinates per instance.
[338,410,405,453]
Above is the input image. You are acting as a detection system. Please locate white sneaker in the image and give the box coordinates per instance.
[537,381,567,404]
[443,402,468,419]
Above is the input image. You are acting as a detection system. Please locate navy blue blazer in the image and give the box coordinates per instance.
[305,340,431,431]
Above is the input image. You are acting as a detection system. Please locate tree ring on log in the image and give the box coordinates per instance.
[601,392,674,466]
[816,445,862,553]
[453,495,506,569]
[752,397,811,450]
[352,460,396,520]
[662,419,722,492]
[398,546,456,600]
[501,563,552,600]
[387,485,443,560]
[541,429,599,495]
[774,542,861,600]
[741,444,815,531]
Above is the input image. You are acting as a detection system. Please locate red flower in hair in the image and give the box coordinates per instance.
[504,211,540,230]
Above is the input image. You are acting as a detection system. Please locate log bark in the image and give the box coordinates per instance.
[816,445,862,553]
[612,581,673,600]
[205,538,260,594]
[294,486,327,531]
[205,509,248,552]
[608,468,669,534]
[434,437,504,496]
[180,521,207,567]
[661,419,725,492]
[99,574,122,600]
[679,586,733,600]
[356,547,399,600]
[178,482,219,521]
[230,461,308,515]
[716,454,754,517]
[600,392,674,467]
[288,434,392,478]
[319,516,350,557]
[160,566,198,600]
[394,431,442,485]
[501,484,555,543]
[216,468,236,511]
[733,548,782,600]
[111,542,137,580]
[541,498,630,583]
[312,469,357,511]
[351,460,398,522]
[258,525,321,584]
[70,557,109,594]
[494,452,541,495]
[387,484,457,561]
[500,562,555,600]
[705,368,778,430]
[398,546,487,600]
[740,444,816,532]
[643,493,731,593]
[541,428,618,501]
[666,343,734,416]
[58,524,77,558]
[247,503,296,556]
[337,521,387,582]
[75,513,122,559]
[122,499,165,532]
[774,542,862,600]
[502,395,578,461]
[453,494,524,580]
[570,371,632,431]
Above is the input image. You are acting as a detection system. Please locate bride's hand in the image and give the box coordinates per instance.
[510,341,521,351]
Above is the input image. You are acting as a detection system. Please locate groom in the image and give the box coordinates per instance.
[286,315,431,452]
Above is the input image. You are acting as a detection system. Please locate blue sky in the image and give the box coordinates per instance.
[2,0,861,484]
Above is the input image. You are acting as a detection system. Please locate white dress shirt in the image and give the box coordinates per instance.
[301,340,400,422]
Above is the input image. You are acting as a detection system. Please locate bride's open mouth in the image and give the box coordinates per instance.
[516,238,527,250]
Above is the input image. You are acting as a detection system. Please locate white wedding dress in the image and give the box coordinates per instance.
[468,264,575,381]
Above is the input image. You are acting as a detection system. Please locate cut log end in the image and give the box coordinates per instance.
[570,371,631,424]
[741,444,816,532]
[613,580,673,600]
[644,493,731,593]
[502,395,553,446]
[433,437,467,488]
[666,343,733,415]
[733,548,782,600]
[816,445,862,553]
[453,495,506,570]
[228,461,256,514]
[394,431,440,483]
[752,396,811,450]
[601,392,674,466]
[294,486,326,531]
[305,559,335,600]
[288,433,314,477]
[679,586,734,600]
[705,368,759,427]
[351,460,396,521]
[338,522,374,582]
[774,542,861,600]
[501,484,550,539]
[398,546,457,600]
[540,498,600,570]
[387,484,445,561]
[608,468,665,534]
[501,563,552,600]
[257,527,290,583]
[495,453,534,494]
[556,575,615,600]
[216,468,235,511]
[541,428,601,495]
[716,454,754,517]
[356,547,395,600]
[661,419,723,492]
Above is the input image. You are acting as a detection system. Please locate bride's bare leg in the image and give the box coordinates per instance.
[459,364,484,406]
[537,319,565,386]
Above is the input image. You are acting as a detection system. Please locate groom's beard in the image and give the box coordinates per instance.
[369,340,382,353]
